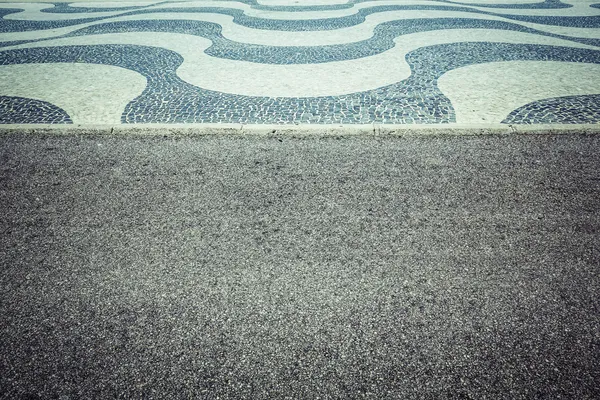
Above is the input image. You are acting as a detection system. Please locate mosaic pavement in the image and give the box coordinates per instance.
[0,0,599,125]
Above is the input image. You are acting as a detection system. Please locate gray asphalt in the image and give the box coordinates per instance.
[1,132,599,399]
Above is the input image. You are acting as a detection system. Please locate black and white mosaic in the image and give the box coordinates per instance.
[503,94,600,124]
[61,17,600,63]
[0,95,72,124]
[0,0,599,125]
[27,4,600,31]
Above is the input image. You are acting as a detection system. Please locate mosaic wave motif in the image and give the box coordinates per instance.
[503,94,600,123]
[0,95,72,123]
[0,0,599,125]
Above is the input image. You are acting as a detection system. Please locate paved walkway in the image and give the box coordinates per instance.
[1,0,600,125]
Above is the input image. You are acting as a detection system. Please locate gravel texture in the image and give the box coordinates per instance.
[0,132,599,399]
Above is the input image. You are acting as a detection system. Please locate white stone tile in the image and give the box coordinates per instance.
[438,61,600,124]
[0,63,147,124]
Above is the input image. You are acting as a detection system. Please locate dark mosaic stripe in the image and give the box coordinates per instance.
[502,13,600,28]
[1,3,598,34]
[0,15,103,33]
[0,96,72,124]
[251,3,355,11]
[241,0,570,12]
[503,94,600,124]
[42,0,572,14]
[1,42,599,124]
[46,0,258,13]
[47,1,171,14]
[118,5,600,30]
[53,17,600,65]
[0,8,24,19]
[437,0,570,9]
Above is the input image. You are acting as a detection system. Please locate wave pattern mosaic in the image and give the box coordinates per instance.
[0,0,599,124]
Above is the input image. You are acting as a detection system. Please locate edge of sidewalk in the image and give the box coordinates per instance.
[1,123,600,137]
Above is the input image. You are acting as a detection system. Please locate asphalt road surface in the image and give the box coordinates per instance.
[1,132,599,399]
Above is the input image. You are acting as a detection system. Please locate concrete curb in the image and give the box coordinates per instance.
[1,123,600,137]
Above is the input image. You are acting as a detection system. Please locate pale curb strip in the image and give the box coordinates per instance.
[1,123,600,137]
